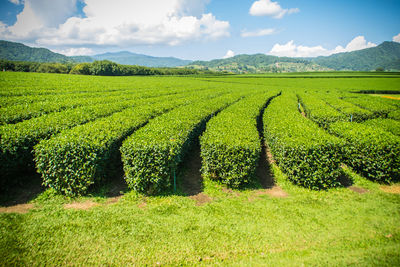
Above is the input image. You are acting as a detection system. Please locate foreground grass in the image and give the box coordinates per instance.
[1,164,399,266]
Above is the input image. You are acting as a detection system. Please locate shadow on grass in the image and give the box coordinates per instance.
[0,172,44,207]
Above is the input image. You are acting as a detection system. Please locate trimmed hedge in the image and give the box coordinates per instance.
[0,93,134,125]
[33,92,209,196]
[329,121,400,183]
[200,91,278,187]
[298,93,347,128]
[363,118,400,136]
[0,94,176,188]
[321,94,374,122]
[389,110,400,120]
[264,93,343,190]
[342,95,397,117]
[120,92,244,194]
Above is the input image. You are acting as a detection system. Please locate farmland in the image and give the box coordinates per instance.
[1,71,400,266]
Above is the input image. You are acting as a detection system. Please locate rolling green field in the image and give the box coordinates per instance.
[1,72,400,266]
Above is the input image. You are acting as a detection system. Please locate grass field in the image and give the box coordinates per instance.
[1,72,400,266]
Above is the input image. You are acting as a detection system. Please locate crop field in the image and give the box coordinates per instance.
[1,71,400,266]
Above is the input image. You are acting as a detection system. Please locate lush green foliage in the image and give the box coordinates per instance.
[321,93,374,121]
[34,94,197,196]
[297,93,347,128]
[342,94,398,117]
[200,91,277,187]
[1,59,202,76]
[121,92,243,194]
[363,118,400,136]
[329,121,400,182]
[264,93,344,189]
[0,95,167,187]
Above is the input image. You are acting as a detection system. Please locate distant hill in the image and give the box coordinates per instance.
[0,40,72,63]
[0,40,191,67]
[1,39,400,72]
[187,54,332,73]
[312,41,400,71]
[187,41,400,73]
[92,51,191,67]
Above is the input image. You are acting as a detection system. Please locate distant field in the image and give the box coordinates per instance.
[1,72,399,266]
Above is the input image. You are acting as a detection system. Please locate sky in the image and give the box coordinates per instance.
[0,0,399,60]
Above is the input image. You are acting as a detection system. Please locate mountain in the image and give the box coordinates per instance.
[0,40,190,67]
[92,51,191,67]
[187,41,400,73]
[312,41,400,71]
[0,40,72,63]
[1,39,400,72]
[187,54,332,73]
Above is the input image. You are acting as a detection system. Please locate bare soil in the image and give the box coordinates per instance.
[180,141,203,196]
[256,145,275,189]
[348,186,369,194]
[254,186,288,198]
[64,200,100,210]
[380,185,400,194]
[189,192,212,206]
[0,203,34,214]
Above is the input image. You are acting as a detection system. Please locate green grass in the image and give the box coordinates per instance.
[1,163,399,266]
[1,72,400,265]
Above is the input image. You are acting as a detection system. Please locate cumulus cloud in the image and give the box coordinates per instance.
[249,0,299,19]
[53,47,95,56]
[241,28,275,37]
[269,36,377,57]
[223,50,235,59]
[393,33,400,43]
[9,0,23,4]
[0,0,230,47]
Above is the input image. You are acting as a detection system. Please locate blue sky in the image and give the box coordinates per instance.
[0,0,399,60]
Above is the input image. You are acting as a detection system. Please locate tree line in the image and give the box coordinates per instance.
[0,59,216,76]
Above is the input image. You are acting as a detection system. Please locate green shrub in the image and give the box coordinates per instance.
[329,121,400,183]
[342,95,397,117]
[298,93,347,128]
[120,92,243,194]
[200,91,278,187]
[321,93,374,121]
[363,118,400,136]
[264,93,343,189]
[34,91,217,196]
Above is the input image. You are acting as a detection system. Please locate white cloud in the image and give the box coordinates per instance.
[268,36,377,57]
[393,33,400,43]
[249,0,299,19]
[9,0,22,4]
[0,0,230,47]
[223,50,235,59]
[241,28,275,37]
[53,47,95,56]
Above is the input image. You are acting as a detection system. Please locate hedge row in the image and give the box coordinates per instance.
[264,92,343,190]
[0,92,136,125]
[321,94,374,122]
[363,118,400,136]
[0,93,182,188]
[342,95,397,117]
[120,92,244,194]
[389,110,400,120]
[34,91,224,196]
[200,91,278,187]
[329,122,400,183]
[297,93,347,128]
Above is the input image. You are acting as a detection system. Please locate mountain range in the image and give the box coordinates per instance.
[1,40,400,72]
